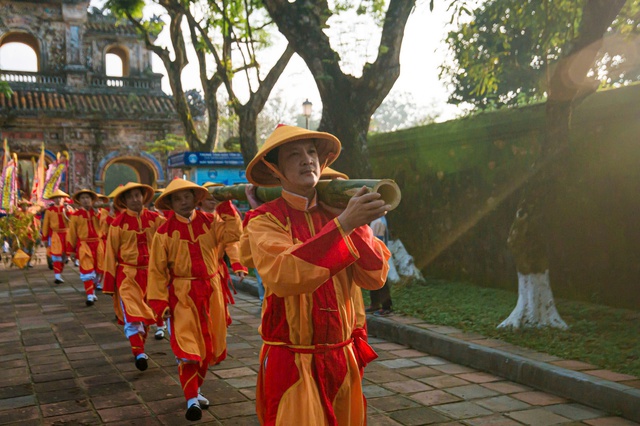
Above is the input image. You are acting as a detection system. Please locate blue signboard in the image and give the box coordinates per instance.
[168,152,245,167]
[193,168,247,186]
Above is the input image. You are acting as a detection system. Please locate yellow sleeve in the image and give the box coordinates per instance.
[147,232,171,317]
[66,216,77,254]
[102,225,120,294]
[213,201,243,248]
[245,214,358,297]
[41,210,51,239]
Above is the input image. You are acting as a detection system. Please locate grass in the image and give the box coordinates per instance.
[369,278,640,378]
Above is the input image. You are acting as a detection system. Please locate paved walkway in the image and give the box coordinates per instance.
[1,252,638,425]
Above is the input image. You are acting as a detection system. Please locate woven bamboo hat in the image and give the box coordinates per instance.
[46,189,69,199]
[320,167,349,180]
[154,178,208,210]
[113,182,154,210]
[202,182,223,188]
[72,189,98,203]
[245,125,341,187]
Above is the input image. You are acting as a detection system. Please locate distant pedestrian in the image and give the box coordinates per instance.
[103,183,165,371]
[146,178,243,421]
[41,189,70,284]
[66,189,102,306]
[366,216,394,316]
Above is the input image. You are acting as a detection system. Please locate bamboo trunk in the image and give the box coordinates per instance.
[209,179,401,210]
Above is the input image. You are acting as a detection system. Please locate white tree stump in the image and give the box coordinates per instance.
[498,270,568,329]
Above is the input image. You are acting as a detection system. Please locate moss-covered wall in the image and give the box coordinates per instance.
[368,84,640,309]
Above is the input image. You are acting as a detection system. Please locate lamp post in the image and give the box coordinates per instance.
[302,99,312,129]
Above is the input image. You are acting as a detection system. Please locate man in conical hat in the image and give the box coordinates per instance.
[66,188,102,306]
[103,182,165,371]
[239,125,391,425]
[147,178,243,421]
[42,189,71,284]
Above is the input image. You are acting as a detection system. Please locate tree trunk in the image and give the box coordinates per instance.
[262,0,416,178]
[501,0,627,329]
[238,108,258,166]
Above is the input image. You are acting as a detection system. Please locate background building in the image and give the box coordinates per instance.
[0,0,182,195]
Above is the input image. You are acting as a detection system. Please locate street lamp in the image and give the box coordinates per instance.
[302,99,312,129]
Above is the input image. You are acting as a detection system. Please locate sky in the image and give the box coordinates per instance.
[0,1,464,123]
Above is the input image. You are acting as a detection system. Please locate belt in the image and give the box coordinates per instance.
[263,338,353,354]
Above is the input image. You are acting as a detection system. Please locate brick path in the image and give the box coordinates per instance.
[1,252,638,425]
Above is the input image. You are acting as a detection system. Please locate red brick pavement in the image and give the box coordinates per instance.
[0,252,638,425]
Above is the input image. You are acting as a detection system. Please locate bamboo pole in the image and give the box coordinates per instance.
[209,179,401,210]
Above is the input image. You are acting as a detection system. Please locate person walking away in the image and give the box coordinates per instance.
[146,178,243,421]
[66,189,102,306]
[102,183,165,371]
[240,125,391,425]
[366,216,393,316]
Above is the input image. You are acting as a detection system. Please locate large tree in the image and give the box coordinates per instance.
[442,0,635,328]
[261,0,418,178]
[107,0,293,161]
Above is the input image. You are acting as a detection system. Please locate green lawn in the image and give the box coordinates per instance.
[370,278,640,378]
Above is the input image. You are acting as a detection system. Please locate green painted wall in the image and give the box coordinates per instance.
[368,84,640,309]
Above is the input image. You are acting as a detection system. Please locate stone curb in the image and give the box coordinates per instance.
[232,276,640,422]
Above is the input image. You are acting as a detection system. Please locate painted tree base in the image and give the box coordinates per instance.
[498,270,568,329]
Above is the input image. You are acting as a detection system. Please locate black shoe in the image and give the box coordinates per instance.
[135,355,148,371]
[85,299,94,307]
[365,305,380,313]
[373,308,392,317]
[54,278,64,284]
[185,403,202,421]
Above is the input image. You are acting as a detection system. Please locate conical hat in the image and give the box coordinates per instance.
[154,178,208,211]
[202,182,223,188]
[320,166,349,180]
[46,189,69,199]
[107,184,125,198]
[72,189,98,203]
[245,125,341,187]
[113,182,155,210]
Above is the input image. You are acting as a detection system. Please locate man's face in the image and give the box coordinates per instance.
[53,197,64,206]
[276,140,320,196]
[124,188,144,213]
[170,189,196,217]
[78,193,93,209]
[200,193,218,213]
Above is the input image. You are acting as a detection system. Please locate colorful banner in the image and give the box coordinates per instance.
[0,152,18,214]
[43,152,68,200]
[30,143,46,205]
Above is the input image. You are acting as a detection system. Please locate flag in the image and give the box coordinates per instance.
[30,143,45,205]
[0,151,18,214]
[43,151,67,200]
[2,139,8,170]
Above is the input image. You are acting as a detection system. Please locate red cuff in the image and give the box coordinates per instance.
[231,262,248,273]
[350,226,386,271]
[215,200,237,216]
[291,218,358,276]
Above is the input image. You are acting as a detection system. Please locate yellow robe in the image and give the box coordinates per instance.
[103,208,165,324]
[147,203,242,364]
[240,190,390,426]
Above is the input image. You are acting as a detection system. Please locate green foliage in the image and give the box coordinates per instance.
[441,0,639,110]
[146,134,188,155]
[0,81,12,98]
[385,278,640,377]
[106,0,145,19]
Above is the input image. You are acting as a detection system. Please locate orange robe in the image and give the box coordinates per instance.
[240,190,390,426]
[147,202,242,365]
[97,207,115,275]
[42,205,69,271]
[103,208,165,325]
[66,208,103,280]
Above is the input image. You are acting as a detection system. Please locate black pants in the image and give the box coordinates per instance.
[370,282,392,310]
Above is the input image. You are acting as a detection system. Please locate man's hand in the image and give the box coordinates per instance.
[334,186,390,234]
[244,184,263,209]
[235,271,246,284]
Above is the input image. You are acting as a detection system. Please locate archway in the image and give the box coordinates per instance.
[102,156,157,196]
[105,45,129,77]
[0,32,40,72]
